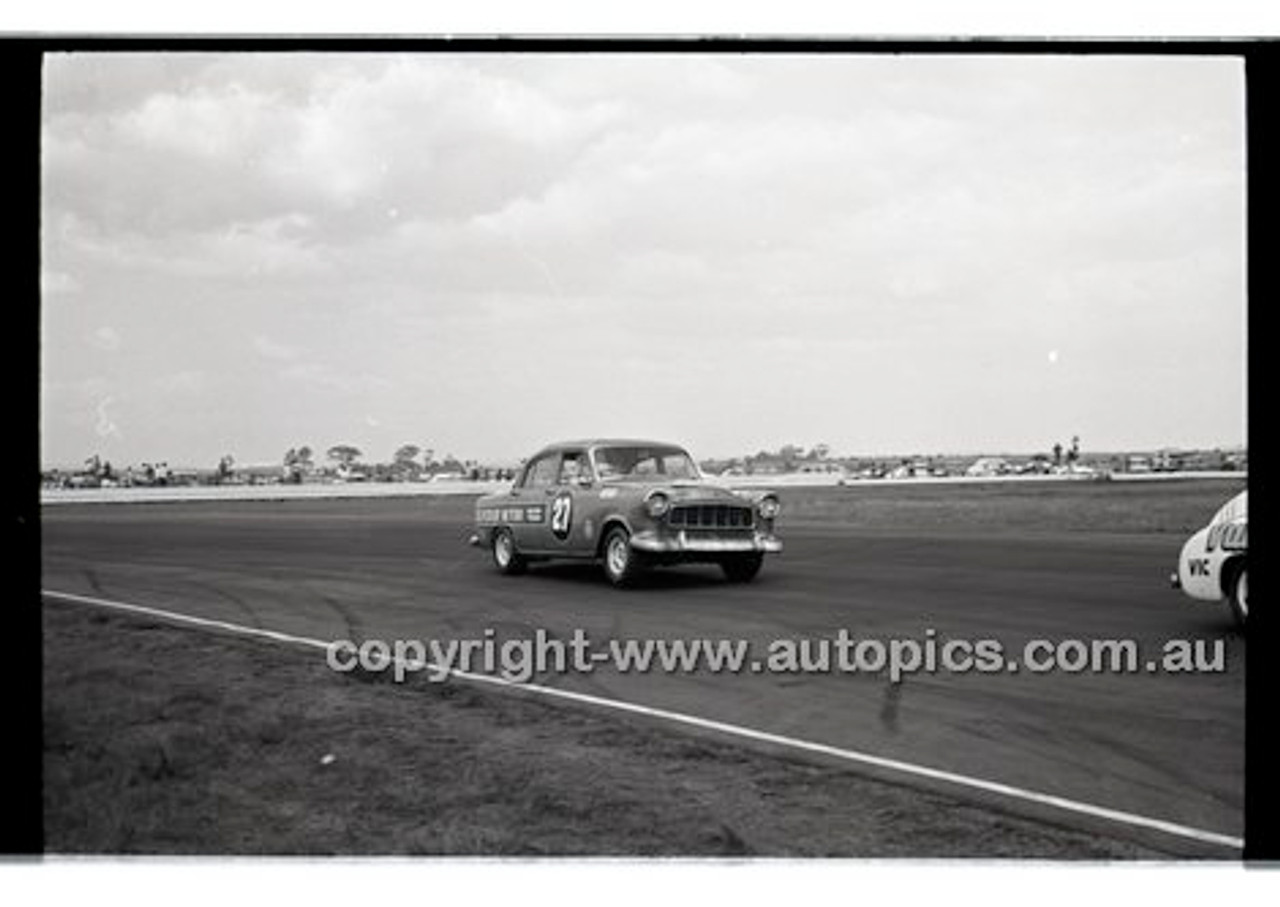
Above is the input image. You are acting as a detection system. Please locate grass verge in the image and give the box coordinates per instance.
[44,598,1175,857]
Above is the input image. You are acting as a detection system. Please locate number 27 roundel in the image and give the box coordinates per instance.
[550,491,573,540]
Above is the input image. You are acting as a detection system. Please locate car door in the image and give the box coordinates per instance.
[507,451,561,552]
[543,448,594,556]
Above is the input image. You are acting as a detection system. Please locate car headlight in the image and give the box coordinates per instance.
[645,491,671,518]
[757,495,780,520]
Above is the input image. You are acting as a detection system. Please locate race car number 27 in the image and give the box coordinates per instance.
[550,492,573,540]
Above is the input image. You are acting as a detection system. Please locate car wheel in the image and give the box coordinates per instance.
[1227,565,1247,628]
[602,526,642,587]
[492,528,526,576]
[721,553,764,583]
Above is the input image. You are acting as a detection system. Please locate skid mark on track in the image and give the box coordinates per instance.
[81,568,107,597]
[879,681,903,734]
[196,580,265,630]
[318,593,366,642]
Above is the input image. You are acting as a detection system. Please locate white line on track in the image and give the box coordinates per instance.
[43,587,1244,852]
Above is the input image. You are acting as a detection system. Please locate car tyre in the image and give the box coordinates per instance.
[721,553,764,583]
[492,528,527,576]
[602,526,643,587]
[1227,564,1247,628]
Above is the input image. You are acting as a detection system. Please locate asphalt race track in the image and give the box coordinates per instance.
[40,487,1245,851]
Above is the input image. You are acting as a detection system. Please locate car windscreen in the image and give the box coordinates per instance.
[593,446,701,481]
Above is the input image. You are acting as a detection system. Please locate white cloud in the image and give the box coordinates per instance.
[124,84,280,161]
[91,326,121,351]
[94,396,120,440]
[279,361,392,395]
[156,370,208,393]
[252,334,299,361]
[41,270,80,295]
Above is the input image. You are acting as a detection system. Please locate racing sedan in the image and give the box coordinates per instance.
[1171,488,1248,627]
[467,439,782,586]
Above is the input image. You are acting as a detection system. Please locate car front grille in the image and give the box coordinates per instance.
[668,504,755,530]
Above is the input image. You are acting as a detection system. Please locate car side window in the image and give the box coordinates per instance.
[522,454,559,489]
[593,449,626,478]
[557,451,592,485]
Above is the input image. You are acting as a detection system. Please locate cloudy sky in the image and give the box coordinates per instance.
[41,52,1246,468]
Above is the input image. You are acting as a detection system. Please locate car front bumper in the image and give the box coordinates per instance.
[630,530,783,554]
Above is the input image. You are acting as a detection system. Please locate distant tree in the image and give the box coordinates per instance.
[85,454,101,477]
[811,443,831,461]
[390,444,421,480]
[394,444,421,466]
[1052,442,1063,466]
[283,447,307,483]
[327,445,362,466]
[296,446,314,466]
[217,454,235,482]
[1068,435,1080,464]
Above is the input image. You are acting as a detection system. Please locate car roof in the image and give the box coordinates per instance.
[1210,489,1247,525]
[531,439,689,456]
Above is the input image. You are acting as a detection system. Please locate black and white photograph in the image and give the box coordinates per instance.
[20,22,1268,895]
